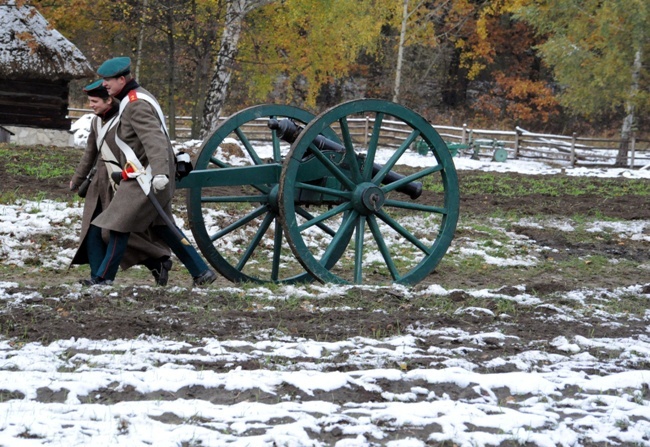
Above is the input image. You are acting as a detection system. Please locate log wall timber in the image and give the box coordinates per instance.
[0,79,71,130]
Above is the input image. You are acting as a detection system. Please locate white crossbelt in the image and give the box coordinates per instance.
[94,115,121,190]
[109,90,169,196]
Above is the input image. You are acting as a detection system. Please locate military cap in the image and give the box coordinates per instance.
[83,79,109,98]
[97,56,131,78]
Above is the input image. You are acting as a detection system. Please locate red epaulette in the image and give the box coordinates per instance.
[128,90,138,102]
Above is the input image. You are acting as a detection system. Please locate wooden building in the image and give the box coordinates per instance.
[0,1,94,133]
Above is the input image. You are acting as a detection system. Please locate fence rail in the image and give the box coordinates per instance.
[68,108,650,169]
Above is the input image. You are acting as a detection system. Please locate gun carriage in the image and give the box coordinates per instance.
[177,99,459,285]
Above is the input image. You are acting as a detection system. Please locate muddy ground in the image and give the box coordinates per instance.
[2,146,650,445]
[1,146,648,348]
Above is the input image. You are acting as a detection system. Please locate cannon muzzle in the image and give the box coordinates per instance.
[268,119,422,200]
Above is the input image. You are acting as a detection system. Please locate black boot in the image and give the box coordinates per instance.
[151,258,173,286]
[79,277,113,286]
[193,269,217,286]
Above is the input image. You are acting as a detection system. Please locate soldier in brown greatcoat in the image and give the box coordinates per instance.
[82,56,216,287]
[70,80,173,285]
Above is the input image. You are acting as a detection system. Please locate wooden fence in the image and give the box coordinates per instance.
[68,109,650,169]
[437,124,650,169]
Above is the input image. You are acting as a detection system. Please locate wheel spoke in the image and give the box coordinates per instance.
[376,209,431,255]
[231,128,272,194]
[209,156,230,168]
[368,215,400,281]
[234,127,264,165]
[236,211,275,271]
[210,205,268,241]
[320,210,358,266]
[353,217,365,284]
[380,165,443,195]
[383,199,447,214]
[307,143,357,191]
[339,116,363,184]
[372,129,420,184]
[296,206,337,237]
[297,202,351,232]
[295,181,352,200]
[271,220,283,281]
[363,113,384,179]
[271,123,282,162]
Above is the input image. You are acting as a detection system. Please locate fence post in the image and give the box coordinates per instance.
[514,127,521,159]
[570,133,577,167]
[461,124,468,145]
[630,133,636,168]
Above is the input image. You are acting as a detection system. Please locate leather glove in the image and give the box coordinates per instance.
[152,174,169,192]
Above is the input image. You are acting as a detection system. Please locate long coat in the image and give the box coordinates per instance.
[70,109,170,269]
[91,86,176,233]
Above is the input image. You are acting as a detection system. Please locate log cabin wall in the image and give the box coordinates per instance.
[0,78,71,130]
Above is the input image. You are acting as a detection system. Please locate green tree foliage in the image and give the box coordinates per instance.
[379,0,558,126]
[517,0,649,120]
[28,0,648,137]
[29,0,132,62]
[450,0,559,126]
[233,0,400,110]
[32,0,224,137]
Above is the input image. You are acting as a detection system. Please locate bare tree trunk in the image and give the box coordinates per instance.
[616,48,642,167]
[165,0,176,140]
[189,0,218,139]
[192,52,212,138]
[200,0,274,139]
[135,0,149,81]
[393,0,409,104]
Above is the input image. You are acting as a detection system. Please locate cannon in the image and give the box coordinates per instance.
[177,99,459,285]
[267,118,423,200]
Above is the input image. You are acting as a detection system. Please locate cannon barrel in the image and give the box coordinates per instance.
[268,119,423,200]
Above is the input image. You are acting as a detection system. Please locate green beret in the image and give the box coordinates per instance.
[97,56,131,78]
[83,79,109,98]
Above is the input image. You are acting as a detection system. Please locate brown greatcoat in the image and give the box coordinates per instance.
[70,108,170,269]
[91,86,176,233]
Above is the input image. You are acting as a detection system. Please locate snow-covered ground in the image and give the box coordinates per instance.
[1,137,649,446]
[1,325,650,447]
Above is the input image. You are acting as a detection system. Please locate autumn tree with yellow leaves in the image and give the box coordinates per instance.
[27,0,648,138]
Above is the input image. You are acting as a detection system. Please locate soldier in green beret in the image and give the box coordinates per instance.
[84,57,217,287]
[70,80,174,286]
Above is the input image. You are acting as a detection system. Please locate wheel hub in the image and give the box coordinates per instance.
[268,184,279,212]
[352,183,385,215]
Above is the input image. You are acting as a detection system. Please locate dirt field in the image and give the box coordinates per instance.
[1,146,649,445]
[1,147,648,345]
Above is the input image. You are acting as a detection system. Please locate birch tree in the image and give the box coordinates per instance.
[518,0,649,165]
[392,0,436,104]
[618,48,643,165]
[393,0,409,103]
[200,0,274,138]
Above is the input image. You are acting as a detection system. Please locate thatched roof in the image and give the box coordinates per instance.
[0,1,94,80]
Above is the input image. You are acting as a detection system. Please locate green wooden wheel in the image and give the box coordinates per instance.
[187,104,340,284]
[278,99,459,285]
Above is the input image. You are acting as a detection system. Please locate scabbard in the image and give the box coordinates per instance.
[147,191,190,245]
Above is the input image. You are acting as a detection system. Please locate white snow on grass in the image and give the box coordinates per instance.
[1,146,649,446]
[0,328,650,446]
